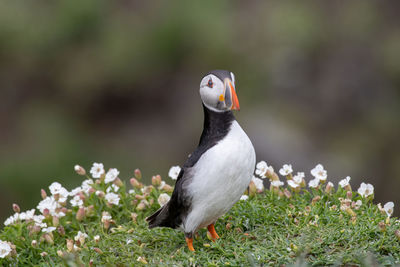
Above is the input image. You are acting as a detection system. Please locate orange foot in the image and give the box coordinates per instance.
[185,237,195,252]
[207,224,220,241]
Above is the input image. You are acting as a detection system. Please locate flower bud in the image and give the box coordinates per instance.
[152,175,162,186]
[283,188,292,199]
[66,239,74,252]
[395,230,400,241]
[86,205,95,217]
[134,169,142,180]
[226,223,232,230]
[93,247,103,254]
[346,191,353,200]
[12,203,20,213]
[57,250,64,257]
[344,184,352,191]
[43,208,50,217]
[136,200,148,211]
[114,177,124,187]
[143,185,154,194]
[44,233,54,244]
[94,235,100,243]
[131,213,138,223]
[52,216,59,227]
[78,192,86,201]
[31,240,38,247]
[76,207,85,221]
[345,208,356,217]
[88,187,96,195]
[96,191,105,198]
[89,260,94,267]
[130,178,141,188]
[161,184,173,193]
[325,182,333,194]
[40,252,48,257]
[378,221,386,232]
[74,165,86,176]
[137,256,148,264]
[41,189,47,199]
[58,226,65,236]
[248,181,257,197]
[312,196,321,205]
[135,194,145,200]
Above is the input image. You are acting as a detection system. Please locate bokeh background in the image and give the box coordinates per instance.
[1,1,399,223]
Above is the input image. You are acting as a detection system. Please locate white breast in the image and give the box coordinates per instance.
[182,121,256,234]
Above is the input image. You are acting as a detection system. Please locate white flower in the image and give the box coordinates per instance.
[251,176,264,191]
[106,184,119,193]
[70,195,83,207]
[157,193,171,207]
[240,195,249,201]
[357,182,374,198]
[70,186,83,197]
[74,231,88,242]
[158,181,166,190]
[287,180,300,189]
[255,161,270,178]
[354,200,362,209]
[279,164,293,176]
[310,164,327,181]
[308,178,320,188]
[128,189,135,194]
[105,192,120,205]
[81,179,94,194]
[270,180,284,187]
[37,196,58,215]
[49,182,69,202]
[90,162,105,178]
[168,166,181,180]
[42,226,56,233]
[33,215,45,226]
[4,214,18,226]
[292,172,304,184]
[0,240,12,258]
[105,168,120,184]
[339,176,351,188]
[101,212,112,222]
[383,202,394,217]
[94,235,100,242]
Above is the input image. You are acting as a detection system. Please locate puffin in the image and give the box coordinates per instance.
[146,70,256,251]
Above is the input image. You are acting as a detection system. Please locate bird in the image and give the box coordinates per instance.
[146,70,256,251]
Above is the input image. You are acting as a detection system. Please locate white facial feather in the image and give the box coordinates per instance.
[199,74,225,112]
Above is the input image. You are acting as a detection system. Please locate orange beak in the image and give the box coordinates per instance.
[228,80,240,110]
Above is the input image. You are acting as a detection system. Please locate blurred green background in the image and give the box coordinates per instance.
[1,1,400,223]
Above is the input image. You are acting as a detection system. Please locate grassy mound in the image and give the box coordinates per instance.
[0,164,399,266]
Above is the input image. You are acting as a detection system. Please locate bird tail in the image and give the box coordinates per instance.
[146,201,171,228]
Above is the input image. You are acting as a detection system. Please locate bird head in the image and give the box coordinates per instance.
[199,70,240,112]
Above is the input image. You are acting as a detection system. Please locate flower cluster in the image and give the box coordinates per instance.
[1,163,174,260]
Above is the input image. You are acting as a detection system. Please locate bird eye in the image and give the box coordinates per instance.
[207,78,213,88]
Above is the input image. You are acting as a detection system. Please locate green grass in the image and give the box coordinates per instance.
[1,168,400,266]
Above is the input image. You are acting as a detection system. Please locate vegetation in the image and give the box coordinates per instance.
[0,163,399,266]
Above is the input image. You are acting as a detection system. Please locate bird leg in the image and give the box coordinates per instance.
[207,223,220,241]
[185,237,195,251]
